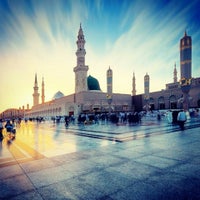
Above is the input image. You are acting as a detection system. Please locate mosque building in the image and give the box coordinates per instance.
[1,27,200,120]
[26,24,132,119]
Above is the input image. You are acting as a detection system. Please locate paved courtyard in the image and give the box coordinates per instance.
[0,117,200,199]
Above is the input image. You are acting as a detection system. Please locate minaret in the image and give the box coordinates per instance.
[173,63,177,83]
[132,72,136,96]
[73,24,89,93]
[180,30,192,110]
[41,77,45,104]
[180,30,192,82]
[144,73,150,100]
[107,66,113,114]
[33,73,39,106]
[107,66,113,95]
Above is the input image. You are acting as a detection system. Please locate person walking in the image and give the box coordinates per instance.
[5,120,13,133]
[177,110,187,130]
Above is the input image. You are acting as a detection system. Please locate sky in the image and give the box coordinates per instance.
[0,0,200,113]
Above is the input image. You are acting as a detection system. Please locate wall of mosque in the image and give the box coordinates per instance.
[137,79,200,111]
[25,90,132,119]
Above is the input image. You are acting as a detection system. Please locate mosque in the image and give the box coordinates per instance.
[1,25,200,120]
[26,24,132,119]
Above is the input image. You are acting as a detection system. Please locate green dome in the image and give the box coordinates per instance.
[87,75,101,90]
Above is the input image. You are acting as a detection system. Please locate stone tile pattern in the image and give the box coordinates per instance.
[0,126,200,199]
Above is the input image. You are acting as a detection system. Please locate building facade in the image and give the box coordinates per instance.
[136,77,200,111]
[133,31,200,112]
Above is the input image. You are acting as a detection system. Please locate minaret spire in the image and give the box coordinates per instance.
[34,73,38,85]
[132,71,136,96]
[107,66,113,96]
[73,24,89,93]
[107,66,113,115]
[184,29,187,37]
[33,73,40,106]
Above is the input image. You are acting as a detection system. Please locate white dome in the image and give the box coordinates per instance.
[52,91,64,100]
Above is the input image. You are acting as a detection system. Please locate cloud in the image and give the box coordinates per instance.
[0,0,200,113]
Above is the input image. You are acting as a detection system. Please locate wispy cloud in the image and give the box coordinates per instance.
[0,0,200,112]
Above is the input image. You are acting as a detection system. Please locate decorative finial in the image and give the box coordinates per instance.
[35,73,37,83]
[184,29,187,37]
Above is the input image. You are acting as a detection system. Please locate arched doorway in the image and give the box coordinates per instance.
[149,97,155,110]
[169,95,177,109]
[158,96,165,110]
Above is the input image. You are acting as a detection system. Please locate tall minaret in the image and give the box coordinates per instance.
[173,63,177,83]
[180,30,192,110]
[144,73,150,100]
[33,73,39,106]
[107,66,113,114]
[41,77,45,104]
[107,66,113,96]
[73,24,89,93]
[180,30,192,81]
[132,72,136,96]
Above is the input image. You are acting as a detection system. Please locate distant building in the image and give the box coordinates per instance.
[134,77,200,111]
[0,106,30,120]
[133,31,200,111]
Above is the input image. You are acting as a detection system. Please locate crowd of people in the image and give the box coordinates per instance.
[75,112,142,125]
[0,108,199,139]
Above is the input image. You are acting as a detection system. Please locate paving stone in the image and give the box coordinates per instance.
[27,166,73,188]
[8,190,43,200]
[0,174,35,199]
[79,169,133,197]
[0,164,24,179]
[0,120,200,199]
[134,154,182,169]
